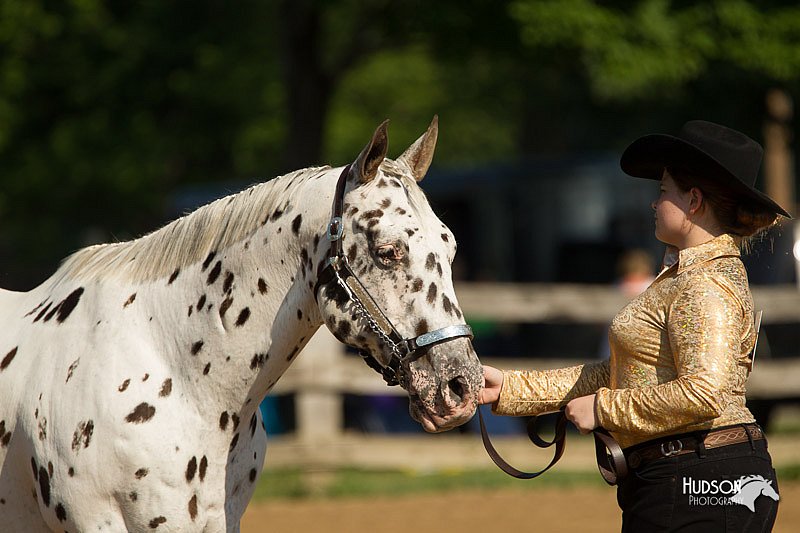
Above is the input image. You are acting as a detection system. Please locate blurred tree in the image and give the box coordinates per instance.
[510,0,800,150]
[323,0,525,165]
[512,0,800,99]
[2,0,800,290]
[278,0,524,168]
[0,0,526,289]
[0,0,283,287]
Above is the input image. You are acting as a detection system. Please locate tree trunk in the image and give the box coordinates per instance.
[278,0,334,171]
[763,88,795,216]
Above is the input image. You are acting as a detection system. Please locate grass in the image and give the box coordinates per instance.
[251,463,800,501]
[252,467,607,501]
[771,417,800,435]
[777,463,800,481]
[251,406,800,501]
[767,403,800,434]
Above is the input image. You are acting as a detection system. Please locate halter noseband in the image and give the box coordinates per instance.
[314,165,473,386]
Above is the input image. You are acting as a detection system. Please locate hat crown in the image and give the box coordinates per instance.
[677,120,763,187]
[620,119,790,217]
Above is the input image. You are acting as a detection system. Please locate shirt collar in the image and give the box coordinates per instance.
[679,233,741,273]
[658,234,741,277]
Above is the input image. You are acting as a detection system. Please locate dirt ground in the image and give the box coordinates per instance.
[241,482,799,533]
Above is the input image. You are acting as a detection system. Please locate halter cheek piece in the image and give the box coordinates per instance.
[314,164,473,386]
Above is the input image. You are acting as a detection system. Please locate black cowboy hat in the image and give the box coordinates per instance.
[620,120,791,218]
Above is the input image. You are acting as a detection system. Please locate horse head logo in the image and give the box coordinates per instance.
[730,475,780,512]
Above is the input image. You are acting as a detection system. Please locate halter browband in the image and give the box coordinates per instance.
[314,164,473,386]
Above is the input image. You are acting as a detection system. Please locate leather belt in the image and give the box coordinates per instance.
[626,423,764,469]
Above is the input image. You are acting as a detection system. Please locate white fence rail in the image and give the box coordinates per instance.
[272,283,800,446]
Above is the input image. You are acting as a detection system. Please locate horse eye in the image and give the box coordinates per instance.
[375,244,403,265]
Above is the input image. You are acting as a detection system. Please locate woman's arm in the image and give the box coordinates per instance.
[485,361,610,417]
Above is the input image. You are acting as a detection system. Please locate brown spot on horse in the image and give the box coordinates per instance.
[1,347,18,371]
[159,378,172,397]
[190,341,204,356]
[235,308,251,327]
[186,457,197,482]
[125,403,156,424]
[199,456,208,481]
[188,495,198,520]
[206,261,222,285]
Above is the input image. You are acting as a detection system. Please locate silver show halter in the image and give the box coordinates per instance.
[314,164,473,386]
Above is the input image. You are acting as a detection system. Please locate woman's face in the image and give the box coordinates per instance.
[651,170,693,247]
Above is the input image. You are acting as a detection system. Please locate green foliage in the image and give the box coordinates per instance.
[326,46,517,165]
[326,46,445,164]
[2,0,799,288]
[511,0,800,101]
[0,1,284,281]
[717,0,800,80]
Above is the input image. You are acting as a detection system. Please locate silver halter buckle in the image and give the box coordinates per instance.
[326,216,343,241]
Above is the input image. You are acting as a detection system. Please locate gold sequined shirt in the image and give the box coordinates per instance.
[494,234,757,448]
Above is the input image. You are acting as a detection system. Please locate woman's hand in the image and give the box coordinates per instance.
[478,365,504,406]
[565,394,598,434]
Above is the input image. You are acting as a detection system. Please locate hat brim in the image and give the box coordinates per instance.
[620,134,791,218]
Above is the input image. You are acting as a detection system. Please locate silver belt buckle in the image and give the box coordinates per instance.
[660,440,684,457]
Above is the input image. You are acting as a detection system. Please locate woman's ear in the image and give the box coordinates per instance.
[688,187,704,215]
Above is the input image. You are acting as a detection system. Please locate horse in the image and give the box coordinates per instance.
[730,475,780,512]
[0,117,483,532]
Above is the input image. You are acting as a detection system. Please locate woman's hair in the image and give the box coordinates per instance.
[666,166,779,243]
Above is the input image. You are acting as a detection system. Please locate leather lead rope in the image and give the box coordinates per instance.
[478,406,628,485]
[593,427,628,485]
[478,407,566,480]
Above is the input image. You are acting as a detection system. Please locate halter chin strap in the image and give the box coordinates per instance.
[314,165,473,386]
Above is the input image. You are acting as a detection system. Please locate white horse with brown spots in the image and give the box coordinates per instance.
[0,118,483,532]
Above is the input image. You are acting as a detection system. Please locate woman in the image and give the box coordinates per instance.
[480,120,789,531]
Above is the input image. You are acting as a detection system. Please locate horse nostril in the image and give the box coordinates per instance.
[447,377,466,404]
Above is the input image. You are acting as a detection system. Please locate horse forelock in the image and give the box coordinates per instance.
[376,159,439,225]
[50,166,331,286]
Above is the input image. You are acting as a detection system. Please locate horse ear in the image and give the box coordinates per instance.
[398,115,438,182]
[351,119,389,184]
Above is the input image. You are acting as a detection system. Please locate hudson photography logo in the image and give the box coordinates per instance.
[683,475,780,511]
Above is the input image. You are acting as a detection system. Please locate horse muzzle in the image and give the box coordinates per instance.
[405,344,482,433]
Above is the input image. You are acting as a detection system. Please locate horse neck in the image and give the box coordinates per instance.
[116,168,337,415]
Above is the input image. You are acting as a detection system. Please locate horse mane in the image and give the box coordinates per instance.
[738,475,769,486]
[51,166,331,286]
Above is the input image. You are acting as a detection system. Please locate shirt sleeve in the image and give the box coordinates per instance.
[595,274,749,435]
[493,361,610,416]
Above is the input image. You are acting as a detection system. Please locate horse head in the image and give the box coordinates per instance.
[315,117,483,432]
[759,478,780,501]
[731,475,780,512]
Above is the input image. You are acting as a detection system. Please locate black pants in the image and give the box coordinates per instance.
[617,437,779,532]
